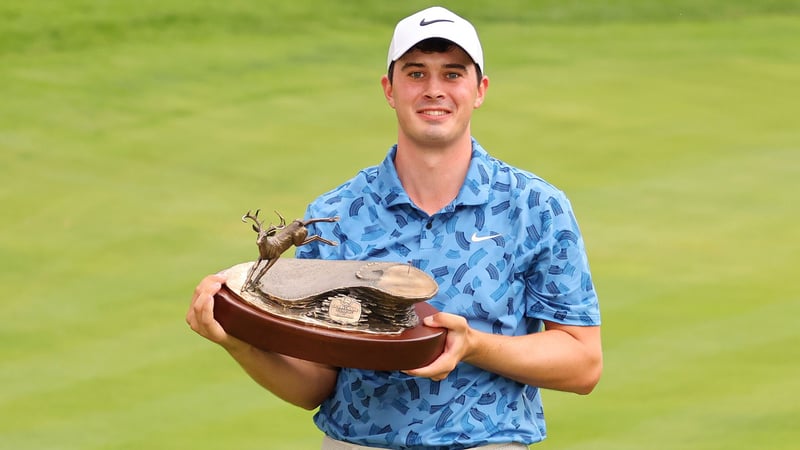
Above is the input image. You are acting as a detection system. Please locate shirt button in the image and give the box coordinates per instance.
[425,221,433,230]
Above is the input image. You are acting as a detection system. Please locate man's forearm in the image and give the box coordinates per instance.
[465,322,602,394]
[225,339,339,410]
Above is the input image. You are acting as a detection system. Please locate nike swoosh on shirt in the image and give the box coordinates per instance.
[471,232,503,243]
[419,18,454,26]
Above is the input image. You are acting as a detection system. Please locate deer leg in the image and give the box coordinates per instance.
[243,258,265,292]
[303,216,339,225]
[298,235,338,247]
[247,257,278,290]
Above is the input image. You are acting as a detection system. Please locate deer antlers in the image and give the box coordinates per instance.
[242,209,286,236]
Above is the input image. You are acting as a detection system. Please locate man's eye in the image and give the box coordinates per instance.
[446,72,462,79]
[409,72,424,79]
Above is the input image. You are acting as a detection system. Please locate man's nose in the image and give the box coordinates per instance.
[423,78,446,99]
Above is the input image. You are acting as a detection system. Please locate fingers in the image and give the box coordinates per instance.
[186,274,229,343]
[423,312,471,338]
[190,274,227,306]
[403,356,456,381]
[403,312,469,381]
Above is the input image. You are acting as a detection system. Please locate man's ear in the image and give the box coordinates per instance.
[381,75,396,109]
[474,75,489,109]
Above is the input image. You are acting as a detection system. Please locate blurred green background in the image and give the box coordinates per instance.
[1,1,798,449]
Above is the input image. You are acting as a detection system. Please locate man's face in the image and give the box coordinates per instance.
[382,45,488,149]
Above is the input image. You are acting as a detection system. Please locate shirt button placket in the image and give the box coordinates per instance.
[420,217,435,250]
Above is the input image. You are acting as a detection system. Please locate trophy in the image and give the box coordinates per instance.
[213,209,447,370]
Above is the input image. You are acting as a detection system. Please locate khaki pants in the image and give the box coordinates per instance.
[321,435,528,449]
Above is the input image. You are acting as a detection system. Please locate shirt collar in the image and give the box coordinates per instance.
[376,138,494,211]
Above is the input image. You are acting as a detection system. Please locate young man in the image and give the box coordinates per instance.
[187,6,602,449]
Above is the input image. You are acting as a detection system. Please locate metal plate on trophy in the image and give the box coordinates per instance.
[212,210,447,371]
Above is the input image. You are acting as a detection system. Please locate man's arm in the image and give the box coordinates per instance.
[404,313,602,394]
[186,274,339,410]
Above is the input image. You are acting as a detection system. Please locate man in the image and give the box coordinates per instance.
[187,6,602,449]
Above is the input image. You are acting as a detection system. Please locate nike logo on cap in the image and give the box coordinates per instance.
[471,232,503,243]
[419,18,454,26]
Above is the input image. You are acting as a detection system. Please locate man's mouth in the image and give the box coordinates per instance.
[419,109,449,117]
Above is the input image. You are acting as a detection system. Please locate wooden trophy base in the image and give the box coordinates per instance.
[213,284,447,371]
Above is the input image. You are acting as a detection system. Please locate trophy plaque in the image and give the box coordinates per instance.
[212,210,446,371]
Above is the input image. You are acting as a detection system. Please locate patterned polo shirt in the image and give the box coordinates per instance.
[296,139,600,449]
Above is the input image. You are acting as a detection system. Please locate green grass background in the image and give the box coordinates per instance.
[2,1,799,448]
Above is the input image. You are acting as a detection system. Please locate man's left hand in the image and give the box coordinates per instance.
[402,312,474,381]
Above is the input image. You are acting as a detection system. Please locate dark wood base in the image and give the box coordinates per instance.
[213,284,447,371]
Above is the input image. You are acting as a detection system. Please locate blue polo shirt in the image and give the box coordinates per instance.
[296,139,600,449]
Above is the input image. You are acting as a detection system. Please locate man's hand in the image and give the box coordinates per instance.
[402,312,474,381]
[186,274,232,345]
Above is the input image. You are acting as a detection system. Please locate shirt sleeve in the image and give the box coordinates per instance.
[524,191,601,326]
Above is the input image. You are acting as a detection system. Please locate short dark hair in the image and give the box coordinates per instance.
[387,38,483,85]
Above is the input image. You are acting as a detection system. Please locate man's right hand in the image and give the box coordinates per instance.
[186,274,232,345]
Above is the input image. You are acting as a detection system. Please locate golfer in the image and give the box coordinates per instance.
[187,6,602,449]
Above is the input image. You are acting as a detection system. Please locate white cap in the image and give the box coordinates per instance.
[387,6,484,72]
